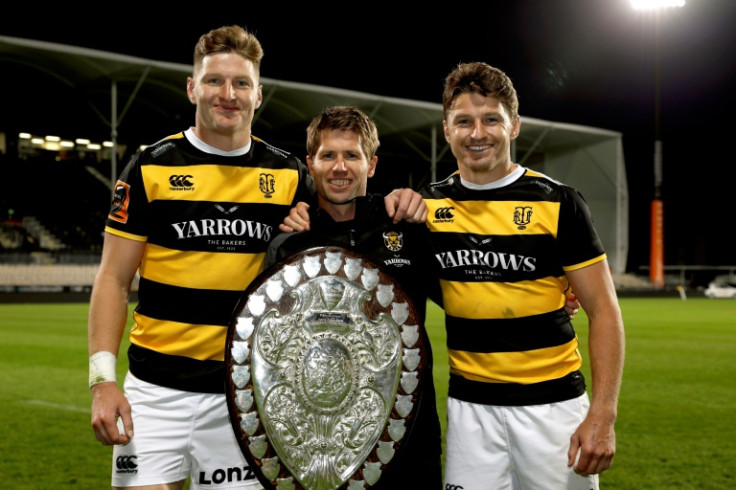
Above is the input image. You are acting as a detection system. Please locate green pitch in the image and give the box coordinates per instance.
[1,298,734,488]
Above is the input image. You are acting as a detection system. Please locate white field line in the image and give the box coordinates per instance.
[24,399,89,413]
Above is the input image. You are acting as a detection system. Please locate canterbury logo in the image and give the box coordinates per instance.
[445,485,464,490]
[169,174,194,188]
[434,207,455,221]
[116,455,138,470]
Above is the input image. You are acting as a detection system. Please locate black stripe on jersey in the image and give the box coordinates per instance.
[449,370,586,406]
[128,344,225,394]
[136,277,242,327]
[145,134,296,170]
[445,307,575,353]
[430,232,563,283]
[147,201,289,253]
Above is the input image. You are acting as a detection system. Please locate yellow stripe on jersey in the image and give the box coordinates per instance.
[448,339,582,384]
[130,311,227,361]
[140,243,264,291]
[523,169,546,178]
[425,198,561,237]
[104,226,147,242]
[564,254,606,272]
[441,276,568,319]
[162,133,185,141]
[141,165,301,204]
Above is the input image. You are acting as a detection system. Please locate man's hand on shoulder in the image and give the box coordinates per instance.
[280,201,311,233]
[385,188,427,224]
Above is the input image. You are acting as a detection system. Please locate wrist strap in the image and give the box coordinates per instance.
[89,351,117,389]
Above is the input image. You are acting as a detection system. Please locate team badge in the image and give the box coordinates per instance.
[383,231,403,252]
[514,206,533,230]
[259,173,275,198]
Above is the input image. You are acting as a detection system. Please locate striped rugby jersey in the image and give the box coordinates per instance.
[105,132,315,393]
[421,166,605,405]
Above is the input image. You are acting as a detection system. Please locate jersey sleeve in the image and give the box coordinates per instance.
[557,186,606,270]
[104,151,150,241]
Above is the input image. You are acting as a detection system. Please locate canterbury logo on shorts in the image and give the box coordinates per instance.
[116,455,138,473]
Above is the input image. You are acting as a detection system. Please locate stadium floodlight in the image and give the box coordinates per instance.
[630,0,685,289]
[630,0,685,10]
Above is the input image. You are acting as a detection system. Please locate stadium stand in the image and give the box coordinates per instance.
[1,154,109,254]
[0,153,112,300]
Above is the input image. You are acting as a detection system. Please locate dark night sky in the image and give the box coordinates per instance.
[2,1,735,272]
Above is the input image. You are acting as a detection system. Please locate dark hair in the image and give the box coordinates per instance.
[306,106,380,159]
[442,62,519,120]
[193,25,263,74]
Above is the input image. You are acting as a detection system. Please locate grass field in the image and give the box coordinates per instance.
[1,298,735,489]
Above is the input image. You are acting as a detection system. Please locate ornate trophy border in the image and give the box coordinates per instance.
[224,246,428,490]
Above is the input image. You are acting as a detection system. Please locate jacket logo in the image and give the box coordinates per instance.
[514,206,533,229]
[383,231,403,252]
[259,173,275,198]
[169,174,194,190]
[433,206,455,222]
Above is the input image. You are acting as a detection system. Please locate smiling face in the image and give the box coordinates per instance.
[186,52,262,150]
[306,128,378,222]
[443,92,521,185]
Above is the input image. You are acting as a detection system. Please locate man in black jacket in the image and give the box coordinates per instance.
[265,105,444,489]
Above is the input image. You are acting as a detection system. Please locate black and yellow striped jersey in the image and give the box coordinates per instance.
[421,166,605,405]
[105,132,315,393]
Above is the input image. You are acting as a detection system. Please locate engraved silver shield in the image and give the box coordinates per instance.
[225,246,427,490]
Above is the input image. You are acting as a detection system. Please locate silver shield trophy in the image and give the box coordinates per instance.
[225,246,427,490]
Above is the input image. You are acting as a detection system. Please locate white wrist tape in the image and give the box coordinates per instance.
[89,351,117,389]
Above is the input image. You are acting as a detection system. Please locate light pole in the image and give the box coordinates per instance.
[630,0,685,289]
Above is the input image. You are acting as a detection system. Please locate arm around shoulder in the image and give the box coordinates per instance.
[385,188,427,224]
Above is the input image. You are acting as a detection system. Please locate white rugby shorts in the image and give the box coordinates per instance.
[444,393,600,490]
[111,372,263,489]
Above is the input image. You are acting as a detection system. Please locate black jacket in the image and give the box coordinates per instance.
[265,193,443,489]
